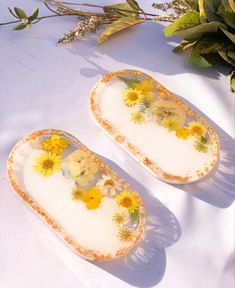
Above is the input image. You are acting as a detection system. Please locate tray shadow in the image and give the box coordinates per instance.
[173,96,235,208]
[95,156,181,288]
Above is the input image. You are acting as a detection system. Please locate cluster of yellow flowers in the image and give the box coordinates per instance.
[33,135,70,177]
[121,77,209,153]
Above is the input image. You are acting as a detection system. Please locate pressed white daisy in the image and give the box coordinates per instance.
[96,174,122,196]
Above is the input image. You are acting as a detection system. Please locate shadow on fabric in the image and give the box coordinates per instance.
[172,96,235,208]
[95,157,181,288]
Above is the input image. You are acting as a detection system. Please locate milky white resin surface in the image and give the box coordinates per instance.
[95,78,217,181]
[23,149,130,254]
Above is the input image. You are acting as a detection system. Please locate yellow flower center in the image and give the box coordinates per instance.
[192,126,203,135]
[120,197,132,208]
[42,159,54,169]
[104,179,115,186]
[127,92,138,101]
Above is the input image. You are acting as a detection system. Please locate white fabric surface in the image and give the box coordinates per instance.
[0,1,234,287]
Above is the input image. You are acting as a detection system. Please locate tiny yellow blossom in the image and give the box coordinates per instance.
[112,212,128,225]
[130,111,145,124]
[162,118,181,131]
[118,228,133,242]
[176,128,191,140]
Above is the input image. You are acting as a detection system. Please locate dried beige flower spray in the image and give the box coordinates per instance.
[0,0,235,91]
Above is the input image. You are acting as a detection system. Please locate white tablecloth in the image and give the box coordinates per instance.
[0,1,234,287]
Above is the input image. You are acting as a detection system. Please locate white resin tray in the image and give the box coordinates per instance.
[90,70,220,184]
[7,129,145,261]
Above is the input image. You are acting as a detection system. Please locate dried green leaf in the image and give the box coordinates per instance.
[29,8,39,22]
[228,69,235,92]
[163,11,200,37]
[227,51,235,60]
[97,16,144,45]
[228,0,235,13]
[13,22,27,30]
[218,51,235,65]
[14,7,27,19]
[221,27,235,44]
[103,2,138,17]
[173,39,197,53]
[126,0,140,11]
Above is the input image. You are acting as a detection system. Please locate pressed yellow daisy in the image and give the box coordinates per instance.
[122,88,144,107]
[194,140,208,153]
[118,228,133,242]
[131,79,154,94]
[71,186,85,200]
[188,121,207,137]
[176,127,191,140]
[41,135,70,155]
[130,111,145,124]
[116,191,139,214]
[149,100,186,126]
[81,187,102,210]
[162,118,181,131]
[63,149,99,186]
[112,212,128,225]
[33,152,61,177]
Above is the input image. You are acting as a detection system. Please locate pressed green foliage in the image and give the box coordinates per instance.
[163,11,200,37]
[14,7,27,19]
[103,2,138,17]
[97,17,143,45]
[126,0,140,11]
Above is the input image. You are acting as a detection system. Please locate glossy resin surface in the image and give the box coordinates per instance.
[7,129,145,261]
[90,70,219,184]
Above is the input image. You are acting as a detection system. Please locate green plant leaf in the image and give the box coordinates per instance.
[227,51,235,60]
[218,51,235,65]
[228,69,235,92]
[173,39,197,53]
[13,22,27,30]
[202,0,221,21]
[193,35,233,53]
[228,0,235,13]
[103,2,138,17]
[221,27,235,44]
[14,7,27,19]
[97,16,144,45]
[178,21,227,39]
[29,8,39,22]
[188,48,223,67]
[163,11,200,37]
[126,0,140,11]
[198,0,206,18]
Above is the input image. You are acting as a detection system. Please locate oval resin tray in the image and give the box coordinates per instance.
[7,129,145,261]
[90,70,220,184]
